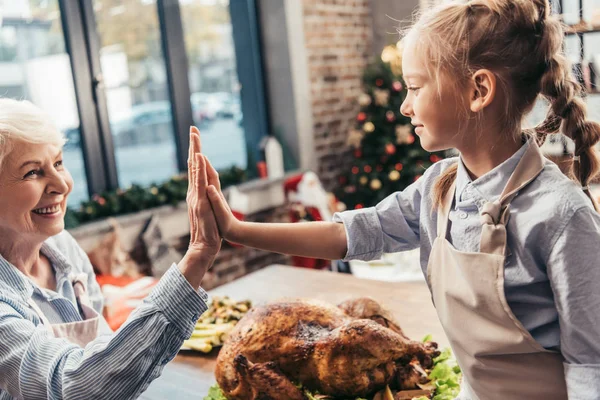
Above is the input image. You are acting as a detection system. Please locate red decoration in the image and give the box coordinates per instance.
[385,143,396,155]
[339,176,347,185]
[386,111,396,122]
[355,204,364,209]
[352,166,359,174]
[430,154,442,163]
[395,163,403,171]
[284,173,332,270]
[92,194,107,206]
[407,134,415,144]
[354,149,362,158]
[392,81,403,91]
[414,174,423,182]
[376,165,383,172]
[375,79,384,87]
[357,112,367,122]
[257,161,268,178]
[364,165,372,173]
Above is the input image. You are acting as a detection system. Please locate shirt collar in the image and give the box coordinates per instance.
[0,236,73,302]
[455,137,531,207]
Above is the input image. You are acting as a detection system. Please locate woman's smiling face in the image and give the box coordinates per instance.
[0,141,73,240]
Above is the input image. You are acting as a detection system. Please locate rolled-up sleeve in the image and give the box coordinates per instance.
[546,206,600,399]
[0,264,208,400]
[333,178,424,262]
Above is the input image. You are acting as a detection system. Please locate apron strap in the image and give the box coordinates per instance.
[437,181,457,240]
[28,273,93,329]
[27,298,54,329]
[479,140,545,255]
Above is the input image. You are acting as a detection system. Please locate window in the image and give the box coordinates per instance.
[1,0,266,210]
[0,0,89,205]
[180,0,248,171]
[92,0,180,188]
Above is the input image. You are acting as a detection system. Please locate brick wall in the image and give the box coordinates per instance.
[302,0,374,189]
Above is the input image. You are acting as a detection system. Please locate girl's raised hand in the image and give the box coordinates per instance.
[205,157,240,241]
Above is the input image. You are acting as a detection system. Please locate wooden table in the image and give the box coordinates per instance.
[141,265,447,399]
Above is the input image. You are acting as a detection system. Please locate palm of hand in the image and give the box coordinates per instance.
[187,127,221,253]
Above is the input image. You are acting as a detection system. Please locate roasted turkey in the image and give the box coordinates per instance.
[215,297,438,400]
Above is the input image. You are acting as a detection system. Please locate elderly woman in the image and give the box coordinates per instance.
[0,98,221,399]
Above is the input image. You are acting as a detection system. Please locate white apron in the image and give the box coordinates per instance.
[427,141,567,399]
[28,273,100,348]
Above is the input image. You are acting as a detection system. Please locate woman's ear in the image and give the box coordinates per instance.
[469,69,496,113]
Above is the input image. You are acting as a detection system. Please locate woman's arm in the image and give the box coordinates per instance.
[0,264,207,399]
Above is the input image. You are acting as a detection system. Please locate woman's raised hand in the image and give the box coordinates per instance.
[178,126,221,287]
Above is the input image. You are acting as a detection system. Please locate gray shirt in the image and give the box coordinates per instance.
[334,138,600,398]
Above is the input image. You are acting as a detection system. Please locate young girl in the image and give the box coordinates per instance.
[201,1,600,398]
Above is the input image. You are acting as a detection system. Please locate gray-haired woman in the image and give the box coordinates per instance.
[0,98,220,399]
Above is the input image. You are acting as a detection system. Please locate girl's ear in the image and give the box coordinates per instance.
[469,69,497,113]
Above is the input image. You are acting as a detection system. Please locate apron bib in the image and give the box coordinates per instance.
[28,273,100,348]
[427,141,567,399]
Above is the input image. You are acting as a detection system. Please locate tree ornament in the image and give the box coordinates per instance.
[395,163,403,171]
[386,111,396,122]
[363,165,372,173]
[389,170,401,181]
[347,129,364,148]
[359,176,369,185]
[430,154,442,163]
[358,93,372,106]
[352,166,359,174]
[354,149,362,158]
[375,78,384,87]
[374,89,390,106]
[385,143,396,155]
[357,112,367,122]
[355,204,364,209]
[392,81,403,91]
[395,124,413,144]
[363,122,375,133]
[370,179,382,190]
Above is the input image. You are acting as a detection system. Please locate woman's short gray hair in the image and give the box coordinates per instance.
[0,98,67,167]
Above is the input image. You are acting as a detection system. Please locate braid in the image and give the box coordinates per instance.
[536,11,600,210]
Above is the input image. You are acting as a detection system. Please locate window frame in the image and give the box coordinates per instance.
[58,0,269,198]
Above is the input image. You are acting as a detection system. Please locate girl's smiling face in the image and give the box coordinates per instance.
[400,38,471,153]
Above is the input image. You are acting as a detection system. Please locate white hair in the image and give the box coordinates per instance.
[0,98,67,167]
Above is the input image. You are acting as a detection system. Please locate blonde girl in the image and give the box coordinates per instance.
[201,1,600,398]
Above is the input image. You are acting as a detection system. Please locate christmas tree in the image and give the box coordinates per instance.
[335,45,444,210]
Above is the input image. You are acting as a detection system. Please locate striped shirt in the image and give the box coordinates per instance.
[334,137,600,399]
[0,230,208,399]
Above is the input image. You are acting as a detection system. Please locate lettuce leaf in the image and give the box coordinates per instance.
[203,383,228,400]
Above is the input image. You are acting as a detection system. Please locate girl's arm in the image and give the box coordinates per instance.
[546,206,600,399]
[203,158,346,260]
[225,219,347,260]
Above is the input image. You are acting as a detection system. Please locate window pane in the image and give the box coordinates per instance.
[93,0,179,188]
[180,0,248,170]
[0,0,89,206]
